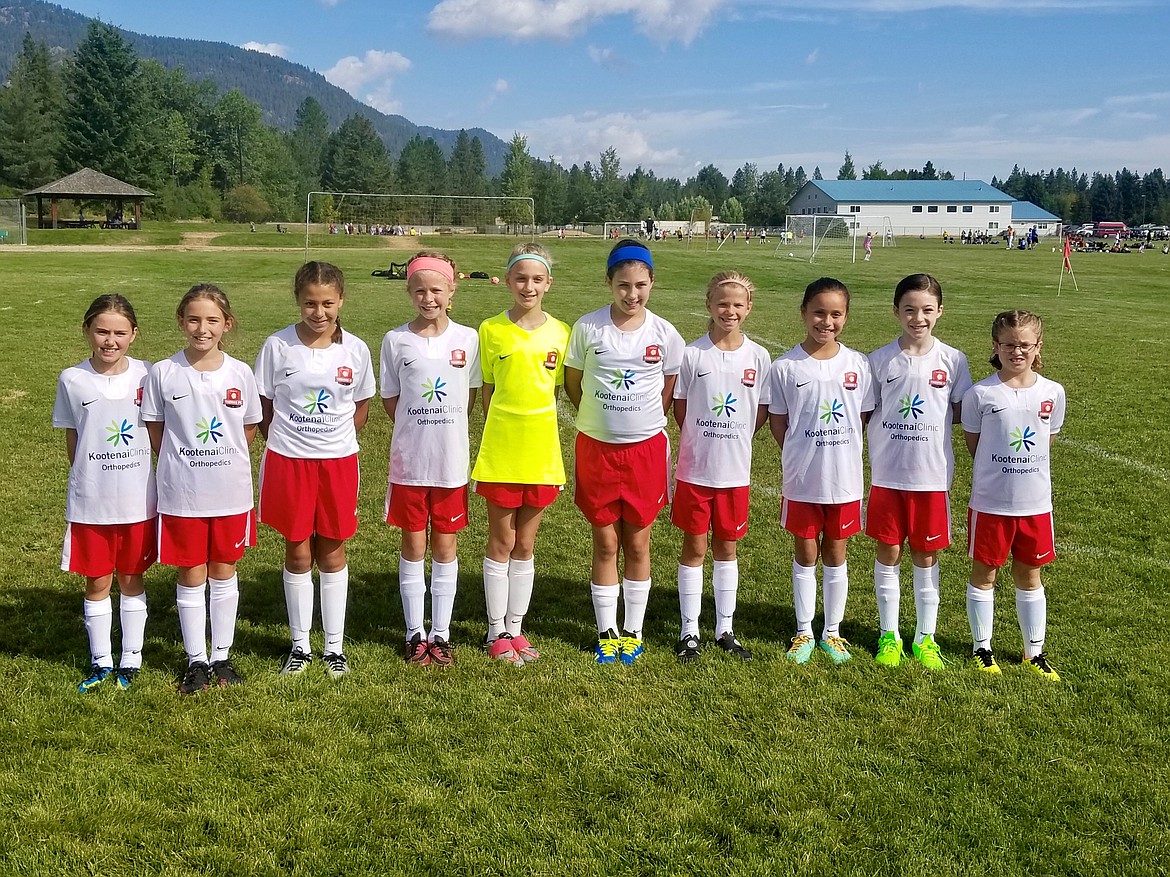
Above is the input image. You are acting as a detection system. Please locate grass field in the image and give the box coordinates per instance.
[1,231,1168,876]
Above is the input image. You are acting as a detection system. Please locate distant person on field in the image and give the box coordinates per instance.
[962,310,1065,681]
[864,231,873,261]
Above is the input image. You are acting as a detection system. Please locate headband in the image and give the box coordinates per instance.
[606,244,654,272]
[406,256,455,283]
[507,253,552,273]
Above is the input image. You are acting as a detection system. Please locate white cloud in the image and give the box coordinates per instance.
[1106,91,1170,106]
[428,0,725,44]
[242,41,289,58]
[480,78,511,109]
[324,50,412,114]
[805,48,819,65]
[320,0,342,6]
[748,0,1144,9]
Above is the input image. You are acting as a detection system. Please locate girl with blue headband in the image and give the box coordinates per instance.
[471,242,571,667]
[565,238,684,666]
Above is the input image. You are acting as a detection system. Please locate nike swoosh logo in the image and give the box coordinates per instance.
[1029,639,1044,644]
[991,407,1006,413]
[842,520,855,529]
[926,534,941,542]
[499,354,511,360]
[234,537,246,548]
[886,377,898,383]
[403,359,415,367]
[450,512,465,523]
[697,371,711,378]
[82,399,97,407]
[285,369,300,377]
[172,394,189,401]
[736,522,747,532]
[595,348,608,355]
[1034,551,1051,560]
[796,381,811,388]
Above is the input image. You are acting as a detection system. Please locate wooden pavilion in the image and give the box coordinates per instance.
[24,168,152,229]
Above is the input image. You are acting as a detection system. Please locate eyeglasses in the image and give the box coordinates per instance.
[996,342,1037,353]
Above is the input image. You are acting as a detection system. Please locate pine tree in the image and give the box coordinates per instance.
[0,34,63,188]
[320,114,393,194]
[837,151,857,180]
[498,133,533,229]
[290,97,329,195]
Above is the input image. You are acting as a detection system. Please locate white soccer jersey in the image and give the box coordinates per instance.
[674,334,773,488]
[566,306,684,444]
[380,321,481,488]
[254,325,376,459]
[141,351,263,517]
[867,338,973,491]
[53,357,157,524]
[962,373,1066,516]
[767,344,874,504]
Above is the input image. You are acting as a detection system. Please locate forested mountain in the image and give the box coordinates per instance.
[0,0,508,175]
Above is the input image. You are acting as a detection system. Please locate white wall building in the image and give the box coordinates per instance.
[787,180,1024,236]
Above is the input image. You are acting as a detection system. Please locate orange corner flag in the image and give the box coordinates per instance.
[1063,235,1073,273]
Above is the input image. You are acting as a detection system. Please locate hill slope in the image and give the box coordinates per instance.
[0,0,509,175]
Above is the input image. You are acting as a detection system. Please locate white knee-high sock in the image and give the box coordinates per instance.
[913,564,940,644]
[83,597,114,668]
[118,592,148,669]
[429,559,458,642]
[175,583,208,665]
[283,567,314,653]
[822,562,849,640]
[621,577,651,638]
[208,575,239,662]
[398,557,426,641]
[591,582,619,634]
[677,563,703,638]
[967,583,995,651]
[792,561,817,637]
[483,557,509,639]
[712,559,739,637]
[874,560,901,635]
[505,556,535,636]
[319,566,349,655]
[1015,586,1047,659]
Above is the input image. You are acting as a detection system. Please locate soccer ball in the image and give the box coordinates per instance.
[490,276,500,285]
[458,272,466,279]
[789,252,794,258]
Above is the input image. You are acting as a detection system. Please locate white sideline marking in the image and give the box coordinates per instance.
[1056,436,1168,481]
[1137,338,1166,345]
[1059,541,1170,571]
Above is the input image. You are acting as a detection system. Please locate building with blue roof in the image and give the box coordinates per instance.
[786,180,1063,237]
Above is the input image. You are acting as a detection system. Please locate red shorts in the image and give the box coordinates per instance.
[865,486,952,552]
[967,509,1056,568]
[159,511,256,567]
[781,498,863,540]
[475,481,561,510]
[671,481,750,540]
[386,483,470,533]
[574,431,670,528]
[61,519,157,577]
[258,450,360,542]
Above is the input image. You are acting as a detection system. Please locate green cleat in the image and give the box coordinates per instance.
[786,634,815,664]
[1022,652,1060,682]
[912,635,946,671]
[819,636,853,665]
[874,631,903,668]
[971,647,1001,674]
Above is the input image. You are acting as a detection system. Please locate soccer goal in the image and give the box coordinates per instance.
[304,192,535,258]
[603,221,644,241]
[780,214,895,263]
[0,199,27,245]
[712,223,748,251]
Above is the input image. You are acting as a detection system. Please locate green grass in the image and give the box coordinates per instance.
[1,236,1168,876]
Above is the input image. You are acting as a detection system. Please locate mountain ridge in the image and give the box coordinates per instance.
[0,0,510,176]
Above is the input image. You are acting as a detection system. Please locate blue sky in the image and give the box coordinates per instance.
[52,0,1170,182]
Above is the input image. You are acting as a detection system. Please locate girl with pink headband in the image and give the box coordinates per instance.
[471,242,570,666]
[381,251,480,667]
[255,261,376,679]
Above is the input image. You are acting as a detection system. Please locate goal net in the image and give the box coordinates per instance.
[304,192,535,257]
[603,221,645,241]
[780,214,895,262]
[711,223,748,251]
[0,199,26,245]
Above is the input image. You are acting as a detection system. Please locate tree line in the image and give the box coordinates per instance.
[3,23,1167,228]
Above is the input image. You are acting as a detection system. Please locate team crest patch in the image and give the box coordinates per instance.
[450,349,467,368]
[643,344,662,364]
[544,350,559,370]
[223,387,243,409]
[742,368,757,387]
[842,371,858,391]
[336,366,354,386]
[929,368,948,389]
[1039,399,1054,421]
[134,386,143,406]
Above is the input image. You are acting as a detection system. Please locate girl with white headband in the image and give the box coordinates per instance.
[471,242,570,666]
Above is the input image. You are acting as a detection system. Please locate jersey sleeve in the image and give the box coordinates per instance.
[951,351,974,404]
[663,324,685,376]
[766,358,788,415]
[859,356,876,413]
[241,367,263,425]
[960,385,982,433]
[52,372,76,429]
[466,333,483,390]
[1048,382,1067,435]
[868,349,885,412]
[755,347,773,408]
[253,335,279,399]
[140,363,165,422]
[353,340,376,402]
[565,319,589,370]
[479,320,497,385]
[674,346,696,400]
[379,332,401,399]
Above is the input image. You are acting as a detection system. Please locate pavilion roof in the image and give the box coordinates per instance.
[24,168,153,198]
